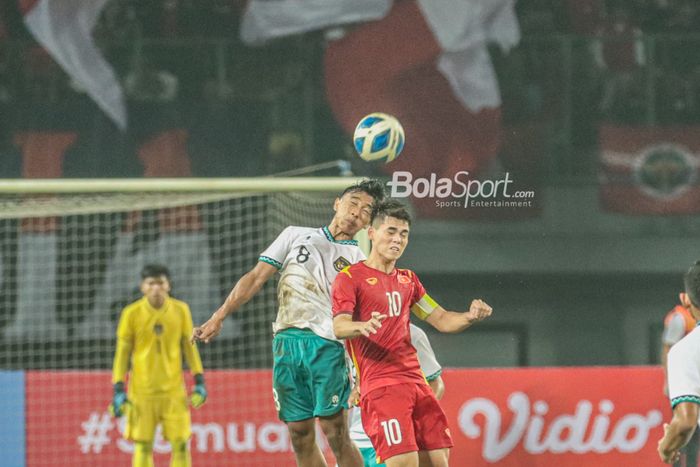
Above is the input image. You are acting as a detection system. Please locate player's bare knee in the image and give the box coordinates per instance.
[323,429,346,453]
[287,421,316,450]
[319,416,345,432]
[421,449,448,467]
[428,458,448,467]
[319,413,349,443]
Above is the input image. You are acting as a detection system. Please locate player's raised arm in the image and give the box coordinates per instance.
[425,299,493,333]
[406,267,492,334]
[192,261,278,344]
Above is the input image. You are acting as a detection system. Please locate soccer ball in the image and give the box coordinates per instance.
[353,113,405,163]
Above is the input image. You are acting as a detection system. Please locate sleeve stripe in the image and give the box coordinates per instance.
[425,369,442,382]
[259,256,283,269]
[411,294,439,320]
[671,395,700,409]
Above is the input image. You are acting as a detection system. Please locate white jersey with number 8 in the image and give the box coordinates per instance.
[259,226,365,341]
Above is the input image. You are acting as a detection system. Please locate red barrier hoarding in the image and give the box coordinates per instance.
[26,370,304,466]
[442,367,669,466]
[25,367,670,466]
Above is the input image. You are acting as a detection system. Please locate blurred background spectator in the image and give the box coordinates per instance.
[0,0,698,182]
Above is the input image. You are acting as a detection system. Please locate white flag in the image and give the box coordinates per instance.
[23,0,127,130]
[241,0,391,45]
[418,0,520,111]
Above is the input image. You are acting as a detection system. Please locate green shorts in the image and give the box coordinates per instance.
[272,327,351,422]
[360,446,383,467]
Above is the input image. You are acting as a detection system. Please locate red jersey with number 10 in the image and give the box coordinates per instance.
[332,262,439,397]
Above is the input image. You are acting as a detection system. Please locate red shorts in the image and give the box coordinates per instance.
[360,382,453,462]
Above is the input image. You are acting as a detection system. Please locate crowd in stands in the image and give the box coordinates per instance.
[517,0,700,38]
[0,0,699,180]
[0,0,301,179]
[513,0,700,127]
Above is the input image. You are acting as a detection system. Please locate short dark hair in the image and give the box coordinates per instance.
[141,264,170,280]
[341,178,385,202]
[684,260,700,307]
[371,199,411,227]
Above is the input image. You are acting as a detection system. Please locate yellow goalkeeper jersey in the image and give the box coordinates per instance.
[112,296,203,395]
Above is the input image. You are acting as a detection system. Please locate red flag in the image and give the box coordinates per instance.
[599,124,700,214]
[324,1,508,218]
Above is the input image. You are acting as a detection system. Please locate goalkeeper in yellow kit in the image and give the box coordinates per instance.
[110,264,207,467]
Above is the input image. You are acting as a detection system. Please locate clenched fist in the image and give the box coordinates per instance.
[466,299,492,323]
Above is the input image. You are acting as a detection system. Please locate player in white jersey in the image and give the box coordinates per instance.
[347,324,444,467]
[260,224,366,341]
[192,179,385,467]
[659,261,700,464]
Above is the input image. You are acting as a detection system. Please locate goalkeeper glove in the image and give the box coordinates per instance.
[190,374,207,409]
[109,382,129,417]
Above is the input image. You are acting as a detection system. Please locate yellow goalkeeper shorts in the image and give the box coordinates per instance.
[125,391,191,442]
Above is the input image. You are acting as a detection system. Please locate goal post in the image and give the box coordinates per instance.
[0,177,365,219]
[0,176,366,465]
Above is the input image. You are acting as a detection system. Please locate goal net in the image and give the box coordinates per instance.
[0,177,364,466]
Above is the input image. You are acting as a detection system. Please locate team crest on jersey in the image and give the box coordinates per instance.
[333,256,351,271]
[366,277,378,285]
[398,275,411,284]
[153,323,163,335]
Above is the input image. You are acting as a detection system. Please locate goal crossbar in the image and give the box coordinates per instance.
[0,177,365,194]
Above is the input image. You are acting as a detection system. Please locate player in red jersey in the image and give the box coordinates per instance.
[331,199,492,467]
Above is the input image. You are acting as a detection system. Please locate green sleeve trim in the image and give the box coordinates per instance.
[322,226,358,245]
[259,256,283,269]
[671,395,700,409]
[425,369,442,382]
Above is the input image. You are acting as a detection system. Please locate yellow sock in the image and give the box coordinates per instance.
[170,439,191,467]
[133,441,154,467]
